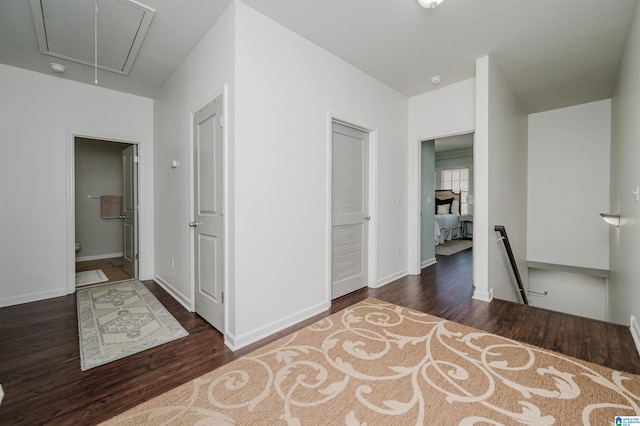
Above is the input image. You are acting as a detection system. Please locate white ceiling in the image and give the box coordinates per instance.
[0,0,637,112]
[243,0,639,113]
[0,0,233,98]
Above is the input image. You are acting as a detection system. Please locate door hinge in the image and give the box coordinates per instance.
[221,291,224,304]
[220,203,225,217]
[219,115,224,128]
[133,155,140,164]
[135,253,139,260]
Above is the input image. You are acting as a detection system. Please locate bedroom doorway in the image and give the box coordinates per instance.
[418,132,474,269]
[73,137,139,288]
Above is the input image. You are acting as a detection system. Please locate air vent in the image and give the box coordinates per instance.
[30,0,155,75]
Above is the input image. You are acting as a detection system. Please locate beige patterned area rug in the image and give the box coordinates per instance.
[102,298,640,425]
[77,280,188,371]
[436,238,472,256]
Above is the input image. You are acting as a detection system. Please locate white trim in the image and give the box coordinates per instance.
[421,257,437,269]
[153,275,193,312]
[224,300,330,351]
[0,287,68,308]
[376,269,409,288]
[326,111,379,298]
[473,287,493,302]
[66,129,144,296]
[75,252,124,262]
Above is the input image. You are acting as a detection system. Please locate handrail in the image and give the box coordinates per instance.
[494,225,528,305]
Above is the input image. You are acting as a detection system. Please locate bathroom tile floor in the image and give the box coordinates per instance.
[75,257,133,286]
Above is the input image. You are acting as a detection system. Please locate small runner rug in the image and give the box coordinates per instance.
[435,238,473,256]
[77,280,188,371]
[102,298,640,425]
[75,269,109,286]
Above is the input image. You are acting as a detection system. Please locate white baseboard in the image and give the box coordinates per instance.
[631,316,640,358]
[421,257,437,269]
[225,300,330,351]
[375,269,409,288]
[473,287,493,303]
[0,287,68,308]
[153,275,192,312]
[75,252,123,262]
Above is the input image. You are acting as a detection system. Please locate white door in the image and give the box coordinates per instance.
[331,122,369,299]
[121,145,138,277]
[191,95,224,330]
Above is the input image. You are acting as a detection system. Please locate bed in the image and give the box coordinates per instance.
[434,190,462,245]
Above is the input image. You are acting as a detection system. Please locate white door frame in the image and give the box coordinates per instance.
[408,130,474,276]
[326,111,378,301]
[189,86,228,335]
[65,129,142,294]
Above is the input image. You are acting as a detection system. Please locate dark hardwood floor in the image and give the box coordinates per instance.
[76,257,133,286]
[1,248,639,424]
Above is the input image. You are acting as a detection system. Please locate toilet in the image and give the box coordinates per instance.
[75,243,81,253]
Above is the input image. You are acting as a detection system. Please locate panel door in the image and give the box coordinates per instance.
[121,144,138,277]
[331,122,369,299]
[193,95,224,330]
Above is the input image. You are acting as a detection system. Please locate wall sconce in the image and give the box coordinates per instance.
[600,213,620,227]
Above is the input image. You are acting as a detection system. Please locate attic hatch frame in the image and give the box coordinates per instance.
[29,0,155,75]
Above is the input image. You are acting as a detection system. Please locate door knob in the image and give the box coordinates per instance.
[188,221,201,228]
[364,215,371,221]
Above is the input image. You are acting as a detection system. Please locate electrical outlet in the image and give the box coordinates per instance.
[170,258,175,269]
[396,248,401,257]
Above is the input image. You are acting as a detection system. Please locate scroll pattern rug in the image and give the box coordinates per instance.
[102,298,640,425]
[77,280,188,371]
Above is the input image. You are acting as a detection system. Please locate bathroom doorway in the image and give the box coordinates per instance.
[74,137,139,287]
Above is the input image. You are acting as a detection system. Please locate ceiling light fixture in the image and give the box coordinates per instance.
[416,0,445,9]
[49,63,66,73]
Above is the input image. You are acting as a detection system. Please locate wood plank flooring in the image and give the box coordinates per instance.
[76,257,133,285]
[1,249,639,424]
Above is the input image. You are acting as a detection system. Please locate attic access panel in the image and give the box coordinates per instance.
[30,0,155,75]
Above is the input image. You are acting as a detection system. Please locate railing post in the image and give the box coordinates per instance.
[494,225,528,305]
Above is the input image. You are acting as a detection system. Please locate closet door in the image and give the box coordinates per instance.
[331,122,369,299]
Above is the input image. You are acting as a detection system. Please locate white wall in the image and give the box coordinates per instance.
[609,2,640,327]
[231,2,408,347]
[0,63,153,307]
[474,55,529,303]
[528,269,606,320]
[75,139,125,260]
[528,100,611,269]
[153,3,235,324]
[408,78,476,274]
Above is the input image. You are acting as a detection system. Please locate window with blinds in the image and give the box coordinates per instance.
[438,167,470,214]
